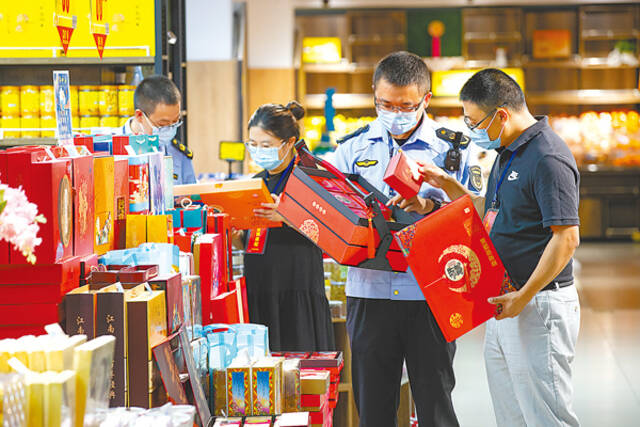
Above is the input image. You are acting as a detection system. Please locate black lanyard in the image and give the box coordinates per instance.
[491,149,519,209]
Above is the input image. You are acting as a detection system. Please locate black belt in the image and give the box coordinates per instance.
[541,280,574,292]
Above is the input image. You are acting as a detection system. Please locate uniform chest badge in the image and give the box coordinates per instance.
[469,165,483,191]
[355,159,378,168]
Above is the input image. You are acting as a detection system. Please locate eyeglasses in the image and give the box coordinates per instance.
[244,139,286,150]
[464,104,505,130]
[374,94,427,113]
[143,112,183,131]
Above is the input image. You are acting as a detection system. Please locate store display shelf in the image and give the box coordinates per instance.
[527,89,640,105]
[463,32,521,43]
[581,30,639,41]
[522,56,640,69]
[0,57,155,66]
[304,93,372,109]
[0,137,57,147]
[347,34,406,44]
[300,63,374,73]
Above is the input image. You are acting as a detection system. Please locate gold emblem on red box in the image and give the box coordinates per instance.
[450,312,463,329]
[438,244,481,294]
[79,180,89,236]
[58,175,72,247]
[300,219,320,244]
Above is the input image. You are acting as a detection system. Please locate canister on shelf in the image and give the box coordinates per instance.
[118,85,135,116]
[78,85,99,116]
[1,86,20,116]
[99,115,119,128]
[40,85,55,115]
[20,85,40,115]
[41,114,56,137]
[99,85,118,116]
[69,85,79,115]
[80,115,100,130]
[1,115,20,138]
[20,114,41,138]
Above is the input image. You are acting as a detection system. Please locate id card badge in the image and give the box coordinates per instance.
[245,228,268,255]
[483,208,499,234]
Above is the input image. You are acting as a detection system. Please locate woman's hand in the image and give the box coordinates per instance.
[254,193,284,223]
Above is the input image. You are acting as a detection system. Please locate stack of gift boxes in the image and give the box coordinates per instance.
[273,352,344,427]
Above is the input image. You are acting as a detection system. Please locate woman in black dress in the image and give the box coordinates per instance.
[237,101,334,352]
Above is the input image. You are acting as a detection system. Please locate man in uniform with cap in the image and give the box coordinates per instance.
[120,75,196,185]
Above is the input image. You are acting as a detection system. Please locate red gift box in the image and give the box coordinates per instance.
[0,303,60,325]
[394,195,505,342]
[207,212,233,282]
[0,324,49,339]
[301,391,329,411]
[278,166,417,272]
[209,289,240,324]
[50,146,96,258]
[74,135,94,152]
[194,234,225,318]
[114,157,130,249]
[383,150,423,200]
[3,148,74,264]
[112,135,129,155]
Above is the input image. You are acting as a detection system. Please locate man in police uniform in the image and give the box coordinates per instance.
[120,75,196,185]
[332,51,481,427]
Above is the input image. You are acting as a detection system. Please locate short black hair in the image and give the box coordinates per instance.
[134,75,181,114]
[373,51,430,93]
[248,101,305,141]
[459,68,526,113]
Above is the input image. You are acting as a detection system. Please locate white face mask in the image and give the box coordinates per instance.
[377,109,420,135]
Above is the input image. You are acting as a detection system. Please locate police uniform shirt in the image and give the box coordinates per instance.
[332,113,482,301]
[484,116,579,289]
[119,117,197,185]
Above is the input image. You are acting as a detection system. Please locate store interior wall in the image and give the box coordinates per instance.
[246,0,296,115]
[185,0,240,175]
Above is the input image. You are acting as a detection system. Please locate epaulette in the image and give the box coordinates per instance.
[172,138,193,159]
[435,127,470,149]
[337,124,369,144]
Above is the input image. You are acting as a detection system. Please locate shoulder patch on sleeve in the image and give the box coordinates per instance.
[469,165,483,191]
[337,124,370,144]
[436,127,470,149]
[172,138,194,159]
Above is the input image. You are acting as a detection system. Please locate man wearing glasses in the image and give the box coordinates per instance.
[419,69,581,427]
[121,75,196,185]
[332,51,480,427]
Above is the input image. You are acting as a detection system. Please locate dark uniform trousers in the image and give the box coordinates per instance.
[347,297,459,427]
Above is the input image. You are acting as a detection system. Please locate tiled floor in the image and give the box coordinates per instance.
[452,242,640,427]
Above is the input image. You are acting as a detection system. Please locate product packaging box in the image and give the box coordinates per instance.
[148,273,184,335]
[174,179,281,230]
[125,214,147,249]
[113,157,130,250]
[383,149,423,200]
[252,357,284,415]
[126,287,167,408]
[394,194,505,342]
[227,363,253,416]
[278,166,419,272]
[94,155,115,256]
[128,153,150,215]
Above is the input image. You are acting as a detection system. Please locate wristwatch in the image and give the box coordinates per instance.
[428,197,442,214]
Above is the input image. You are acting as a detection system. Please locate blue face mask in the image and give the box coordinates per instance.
[247,141,287,171]
[377,109,420,136]
[469,111,505,150]
[144,113,181,146]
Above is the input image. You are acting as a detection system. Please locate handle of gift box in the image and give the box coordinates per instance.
[294,139,370,201]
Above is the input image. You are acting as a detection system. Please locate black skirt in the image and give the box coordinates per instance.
[243,166,335,352]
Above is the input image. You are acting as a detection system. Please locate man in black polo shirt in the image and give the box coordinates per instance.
[418,69,581,427]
